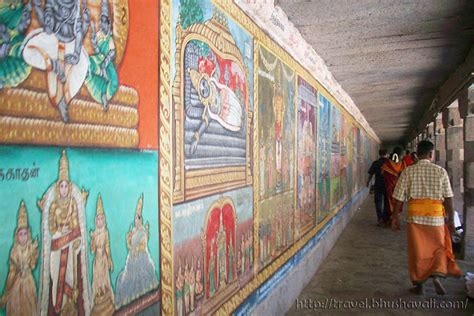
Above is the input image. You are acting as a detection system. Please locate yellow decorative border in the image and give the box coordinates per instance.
[0,116,138,148]
[159,0,174,314]
[1,89,138,128]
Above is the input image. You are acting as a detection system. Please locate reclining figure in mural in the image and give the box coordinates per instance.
[0,0,32,89]
[188,67,243,155]
[85,0,118,111]
[23,0,90,122]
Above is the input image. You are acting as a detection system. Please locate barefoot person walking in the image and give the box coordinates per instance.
[391,140,462,295]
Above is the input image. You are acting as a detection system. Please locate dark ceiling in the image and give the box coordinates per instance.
[277,0,474,143]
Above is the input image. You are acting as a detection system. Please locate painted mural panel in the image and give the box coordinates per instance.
[350,125,358,195]
[338,113,349,203]
[0,0,159,150]
[0,147,160,315]
[0,1,161,315]
[296,77,317,236]
[173,187,253,315]
[171,0,254,202]
[317,93,331,222]
[330,103,342,210]
[257,44,295,269]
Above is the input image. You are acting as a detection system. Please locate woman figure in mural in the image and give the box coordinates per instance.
[209,241,216,297]
[188,68,243,155]
[115,194,159,308]
[189,257,196,312]
[216,213,228,289]
[267,141,274,193]
[0,201,38,316]
[38,150,91,315]
[90,194,114,316]
[282,147,289,186]
[176,262,184,316]
[304,121,314,209]
[273,78,286,185]
[0,0,32,89]
[183,260,190,314]
[85,0,118,111]
[259,141,266,196]
[228,236,234,282]
[23,0,91,122]
[248,230,253,268]
[241,236,246,274]
[194,258,203,298]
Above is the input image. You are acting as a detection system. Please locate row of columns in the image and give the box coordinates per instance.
[460,86,474,259]
[409,84,473,259]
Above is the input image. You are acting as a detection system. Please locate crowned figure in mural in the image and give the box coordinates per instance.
[23,0,90,122]
[38,150,91,315]
[194,258,203,299]
[189,257,196,312]
[0,0,32,89]
[115,194,159,308]
[188,67,243,154]
[228,236,234,282]
[90,194,114,316]
[208,240,216,297]
[175,261,184,316]
[216,211,228,290]
[0,201,38,316]
[273,74,286,190]
[85,0,118,111]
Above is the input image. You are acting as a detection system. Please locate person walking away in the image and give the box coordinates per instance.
[403,150,414,167]
[367,149,389,226]
[381,147,406,226]
[391,140,462,295]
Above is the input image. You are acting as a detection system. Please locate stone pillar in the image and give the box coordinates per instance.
[459,84,474,259]
[434,113,446,167]
[442,101,464,218]
[426,123,434,142]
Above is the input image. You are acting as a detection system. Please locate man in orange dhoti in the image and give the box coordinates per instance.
[392,140,462,295]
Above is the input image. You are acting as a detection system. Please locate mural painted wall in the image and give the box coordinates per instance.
[296,76,317,237]
[0,0,160,315]
[256,44,295,270]
[169,1,254,315]
[330,102,342,210]
[173,187,253,315]
[317,93,331,222]
[160,1,380,314]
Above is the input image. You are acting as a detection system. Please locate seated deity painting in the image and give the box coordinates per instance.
[0,0,141,149]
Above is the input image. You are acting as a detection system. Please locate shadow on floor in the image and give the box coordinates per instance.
[286,197,474,316]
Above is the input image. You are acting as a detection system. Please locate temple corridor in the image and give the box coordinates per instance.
[0,0,473,315]
[286,197,474,316]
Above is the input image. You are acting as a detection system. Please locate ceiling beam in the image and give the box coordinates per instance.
[407,47,474,142]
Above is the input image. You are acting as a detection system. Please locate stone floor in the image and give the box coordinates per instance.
[286,197,474,315]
